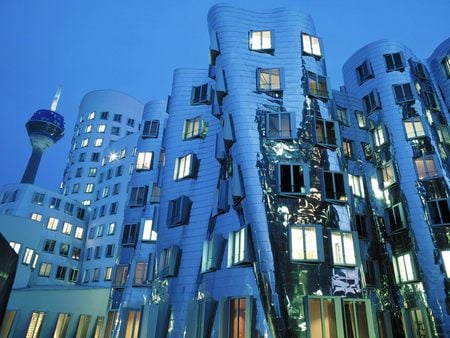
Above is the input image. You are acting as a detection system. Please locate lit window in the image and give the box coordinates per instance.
[443,55,450,78]
[183,116,207,140]
[133,262,148,285]
[81,138,88,147]
[331,231,358,266]
[113,265,128,287]
[124,310,141,338]
[26,311,45,337]
[88,111,95,120]
[32,254,39,269]
[191,84,211,105]
[31,213,42,221]
[403,118,425,139]
[371,124,387,147]
[129,186,148,207]
[393,83,414,103]
[348,174,365,198]
[102,186,109,198]
[96,224,104,237]
[69,269,78,282]
[427,199,450,226]
[39,262,52,277]
[257,68,283,92]
[136,152,153,171]
[72,247,81,260]
[384,53,404,72]
[53,313,70,337]
[227,227,252,267]
[85,183,94,193]
[442,250,450,279]
[105,267,113,281]
[32,192,45,205]
[379,161,396,188]
[315,118,339,148]
[9,241,21,254]
[167,195,192,227]
[386,202,406,233]
[249,30,272,51]
[356,59,374,85]
[266,112,291,139]
[414,156,439,180]
[107,222,115,235]
[392,252,417,283]
[142,219,157,241]
[276,163,309,195]
[47,217,59,230]
[119,148,126,159]
[72,226,83,240]
[142,120,159,138]
[201,234,224,273]
[94,138,103,147]
[56,266,67,280]
[307,71,329,99]
[335,107,350,126]
[23,248,34,265]
[97,124,106,133]
[323,171,347,202]
[289,225,323,262]
[158,246,181,278]
[342,140,353,158]
[62,222,72,235]
[355,111,367,129]
[43,240,55,252]
[122,223,139,246]
[75,314,91,337]
[174,153,198,180]
[362,90,381,114]
[307,297,341,337]
[301,32,321,58]
[59,243,70,257]
[113,113,122,122]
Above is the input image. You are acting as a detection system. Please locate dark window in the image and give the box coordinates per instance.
[355,214,368,238]
[427,199,450,226]
[362,90,381,114]
[56,266,67,280]
[384,53,404,72]
[142,120,159,138]
[191,84,211,105]
[315,119,339,147]
[129,186,148,207]
[43,239,56,252]
[323,171,347,202]
[159,246,181,278]
[356,59,374,85]
[393,83,414,103]
[59,243,70,257]
[267,112,291,138]
[423,91,439,110]
[91,152,100,162]
[113,114,122,122]
[277,164,309,195]
[100,111,109,120]
[122,224,139,246]
[167,195,192,227]
[386,203,406,233]
[127,118,135,127]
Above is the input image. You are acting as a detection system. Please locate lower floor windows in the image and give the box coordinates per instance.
[343,299,374,338]
[26,311,45,338]
[124,310,141,338]
[54,313,71,337]
[201,234,225,272]
[392,252,417,284]
[39,262,51,277]
[289,225,323,262]
[75,315,91,338]
[220,296,254,338]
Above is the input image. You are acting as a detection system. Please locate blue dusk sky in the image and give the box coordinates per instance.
[0,0,448,190]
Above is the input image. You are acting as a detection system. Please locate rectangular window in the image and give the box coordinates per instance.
[49,197,61,209]
[94,138,103,147]
[379,161,396,188]
[31,213,42,222]
[249,30,273,52]
[98,124,106,133]
[437,125,450,144]
[289,225,323,262]
[343,299,374,338]
[105,267,113,281]
[267,112,291,139]
[356,59,374,84]
[94,246,102,259]
[75,315,91,338]
[113,113,122,122]
[108,222,116,235]
[159,246,181,278]
[60,243,70,257]
[142,219,158,241]
[423,90,439,110]
[384,53,404,72]
[307,71,329,99]
[129,186,148,207]
[62,222,72,235]
[64,202,74,215]
[47,217,59,231]
[39,262,52,277]
[403,117,425,139]
[393,83,414,103]
[414,156,439,180]
[53,313,70,338]
[69,268,79,282]
[124,310,141,338]
[81,138,88,147]
[191,84,211,105]
[9,241,21,254]
[315,119,339,148]
[386,202,406,233]
[1,310,16,338]
[56,266,67,280]
[277,163,309,195]
[113,265,129,287]
[355,214,368,238]
[32,192,45,205]
[72,247,81,260]
[342,140,353,158]
[43,239,56,253]
[307,297,342,338]
[348,174,365,198]
[167,195,192,227]
[134,262,148,285]
[392,252,417,283]
[174,153,198,180]
[110,202,118,215]
[227,227,252,267]
[201,234,224,273]
[323,171,347,202]
[443,55,450,78]
[127,118,135,127]
[142,120,159,138]
[257,68,282,92]
[93,268,100,281]
[105,244,114,257]
[362,90,381,114]
[427,199,450,226]
[183,116,207,140]
[355,111,367,129]
[26,311,45,338]
[442,250,450,279]
[136,152,153,171]
[23,247,34,265]
[185,299,217,338]
[122,223,139,246]
[371,124,387,147]
[336,107,350,126]
[302,32,322,58]
[331,231,358,266]
[74,226,84,239]
[72,184,79,193]
[75,168,83,177]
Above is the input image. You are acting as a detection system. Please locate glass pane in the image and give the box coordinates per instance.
[331,233,343,264]
[259,71,270,90]
[309,299,323,338]
[344,302,357,338]
[280,165,293,193]
[271,69,281,90]
[262,31,271,49]
[280,113,290,137]
[292,165,304,193]
[291,227,305,260]
[304,227,318,260]
[311,36,321,56]
[238,298,246,338]
[323,299,337,338]
[342,233,355,265]
[356,302,369,338]
[302,34,312,54]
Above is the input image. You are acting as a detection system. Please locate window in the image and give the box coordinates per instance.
[72,247,81,260]
[185,299,217,338]
[85,125,92,133]
[75,167,83,177]
[39,262,52,277]
[49,197,61,209]
[443,55,450,78]
[72,184,80,194]
[343,299,374,337]
[94,246,102,259]
[83,269,90,283]
[437,125,450,144]
[81,138,89,147]
[386,202,406,233]
[105,267,113,281]
[442,250,450,279]
[60,243,70,257]
[371,124,387,147]
[113,183,120,195]
[342,140,353,158]
[32,192,45,205]
[23,248,34,265]
[410,60,428,79]
[348,174,365,198]
[362,90,381,114]
[26,311,45,338]
[404,117,425,139]
[88,111,95,120]
[124,310,141,338]
[9,241,21,254]
[289,225,323,262]
[276,163,309,195]
[183,116,207,140]
[96,224,104,237]
[307,71,329,99]
[142,219,158,241]
[98,124,106,133]
[62,222,72,235]
[43,239,56,252]
[167,195,192,226]
[331,231,358,266]
[174,153,198,180]
[393,83,414,103]
[108,222,116,235]
[136,152,153,171]
[106,244,115,257]
[356,59,374,84]
[384,53,404,72]
[1,310,16,338]
[307,297,342,337]
[79,152,86,162]
[116,165,124,176]
[113,113,122,122]
[75,315,91,338]
[91,152,100,162]
[315,119,339,148]
[47,217,59,230]
[95,138,103,147]
[323,171,347,202]
[110,202,118,215]
[414,156,439,180]
[201,234,224,272]
[427,199,450,226]
[56,266,67,280]
[355,214,368,238]
[392,252,417,283]
[54,313,70,337]
[111,126,120,136]
[93,268,100,281]
[127,118,135,127]
[158,246,181,278]
[31,213,42,221]
[129,186,148,207]
[266,112,291,138]
[249,30,273,51]
[100,111,109,120]
[64,202,74,215]
[134,262,148,285]
[423,90,439,110]
[113,265,129,287]
[355,111,367,129]
[336,107,350,126]
[227,227,252,267]
[191,84,211,105]
[257,68,282,92]
[74,226,84,239]
[301,32,321,58]
[68,268,78,283]
[143,120,160,138]
[122,223,139,246]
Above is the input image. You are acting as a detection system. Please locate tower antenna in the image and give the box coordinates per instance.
[50,86,62,111]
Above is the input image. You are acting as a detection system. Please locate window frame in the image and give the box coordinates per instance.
[128,186,148,207]
[301,32,322,58]
[322,170,348,203]
[392,252,417,284]
[314,118,340,148]
[427,198,450,227]
[330,230,359,267]
[276,163,310,196]
[136,151,154,171]
[266,111,292,139]
[362,90,381,114]
[227,227,252,267]
[142,120,160,138]
[307,71,329,100]
[403,117,425,139]
[355,59,374,85]
[414,155,439,180]
[384,52,404,72]
[167,195,192,227]
[248,30,273,52]
[174,153,199,180]
[289,224,324,263]
[183,116,207,140]
[191,84,212,105]
[256,68,283,93]
[219,296,254,338]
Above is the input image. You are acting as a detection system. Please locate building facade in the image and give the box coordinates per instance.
[0,4,449,338]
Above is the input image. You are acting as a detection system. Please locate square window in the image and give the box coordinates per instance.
[331,231,358,266]
[289,225,323,262]
[84,183,94,193]
[129,186,148,207]
[174,153,199,180]
[410,60,428,79]
[266,112,291,139]
[167,195,192,227]
[47,217,59,230]
[257,68,283,92]
[307,71,329,99]
[49,197,61,209]
[414,156,439,180]
[393,83,414,104]
[39,262,52,277]
[315,118,340,148]
[392,252,417,283]
[113,113,122,122]
[249,30,273,52]
[191,84,211,105]
[122,223,139,246]
[403,118,425,139]
[301,32,321,58]
[356,59,374,85]
[59,243,70,257]
[276,163,309,195]
[75,168,83,177]
[323,171,347,202]
[362,90,382,114]
[136,152,153,171]
[384,53,404,72]
[111,126,120,136]
[100,111,109,120]
[32,192,45,205]
[427,199,450,226]
[227,227,252,267]
[183,116,207,140]
[142,120,160,138]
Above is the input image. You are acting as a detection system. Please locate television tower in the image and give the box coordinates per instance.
[21,88,65,184]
